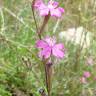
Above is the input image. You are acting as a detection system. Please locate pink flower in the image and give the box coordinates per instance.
[36,37,65,59]
[83,71,91,78]
[94,77,96,81]
[80,77,87,84]
[34,0,64,18]
[86,56,94,66]
[33,0,43,8]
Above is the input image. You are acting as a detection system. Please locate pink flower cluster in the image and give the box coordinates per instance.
[36,37,65,59]
[80,71,91,84]
[34,0,64,18]
[86,56,94,66]
[83,71,91,78]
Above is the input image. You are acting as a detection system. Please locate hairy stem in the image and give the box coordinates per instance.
[31,0,41,39]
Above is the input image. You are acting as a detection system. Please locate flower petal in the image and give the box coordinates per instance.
[34,0,49,16]
[58,7,65,13]
[38,3,49,16]
[48,1,59,9]
[36,40,48,49]
[39,8,49,16]
[45,37,56,46]
[50,8,62,18]
[41,47,51,58]
[52,47,64,58]
[34,0,43,8]
[54,43,64,50]
[52,1,59,8]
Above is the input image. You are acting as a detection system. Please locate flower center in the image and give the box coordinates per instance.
[45,37,56,47]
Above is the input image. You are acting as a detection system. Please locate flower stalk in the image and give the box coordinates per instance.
[32,1,52,95]
[45,62,52,96]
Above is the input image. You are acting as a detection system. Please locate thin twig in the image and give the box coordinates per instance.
[31,0,41,39]
[53,19,60,33]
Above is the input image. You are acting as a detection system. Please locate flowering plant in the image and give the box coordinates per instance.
[32,0,65,96]
[36,37,65,59]
[34,0,64,17]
